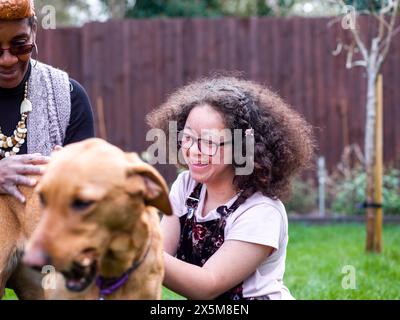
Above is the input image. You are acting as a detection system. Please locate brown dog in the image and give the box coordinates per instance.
[1,138,172,300]
[0,183,43,299]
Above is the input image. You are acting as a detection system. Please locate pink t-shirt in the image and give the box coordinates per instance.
[169,171,294,300]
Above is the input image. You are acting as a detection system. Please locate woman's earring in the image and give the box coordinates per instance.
[32,43,39,67]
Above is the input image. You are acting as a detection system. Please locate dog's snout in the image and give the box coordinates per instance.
[23,247,52,270]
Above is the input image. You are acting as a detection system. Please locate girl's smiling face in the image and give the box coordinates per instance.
[182,104,234,184]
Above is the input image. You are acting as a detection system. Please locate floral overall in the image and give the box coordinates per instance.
[176,183,250,300]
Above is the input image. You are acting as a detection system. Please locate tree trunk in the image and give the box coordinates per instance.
[365,66,377,252]
[374,74,383,253]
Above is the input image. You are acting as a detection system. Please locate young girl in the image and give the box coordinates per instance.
[146,76,314,300]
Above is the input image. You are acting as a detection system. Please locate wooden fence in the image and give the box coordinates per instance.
[36,17,400,183]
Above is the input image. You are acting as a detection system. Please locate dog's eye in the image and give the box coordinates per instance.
[71,199,95,211]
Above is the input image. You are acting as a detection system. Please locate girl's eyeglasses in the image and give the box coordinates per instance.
[0,44,35,57]
[178,131,232,156]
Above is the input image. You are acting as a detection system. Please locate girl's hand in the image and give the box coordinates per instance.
[0,154,50,203]
[163,240,273,299]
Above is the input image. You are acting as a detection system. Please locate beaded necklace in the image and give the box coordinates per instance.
[0,82,31,159]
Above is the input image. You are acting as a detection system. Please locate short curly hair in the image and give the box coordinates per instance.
[146,76,315,201]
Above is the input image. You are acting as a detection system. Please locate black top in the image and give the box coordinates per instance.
[0,64,95,154]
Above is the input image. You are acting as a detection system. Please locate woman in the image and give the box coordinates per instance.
[0,0,94,203]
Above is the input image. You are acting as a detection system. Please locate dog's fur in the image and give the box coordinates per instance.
[0,138,172,299]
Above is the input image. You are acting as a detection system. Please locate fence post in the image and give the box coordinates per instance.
[318,156,326,217]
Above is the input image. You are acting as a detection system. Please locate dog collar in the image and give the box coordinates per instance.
[95,238,152,300]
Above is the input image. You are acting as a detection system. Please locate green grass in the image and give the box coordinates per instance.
[3,224,399,300]
[285,223,400,300]
[3,287,184,300]
[3,289,18,300]
[162,287,186,300]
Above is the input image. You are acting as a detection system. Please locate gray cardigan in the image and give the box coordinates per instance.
[27,60,71,156]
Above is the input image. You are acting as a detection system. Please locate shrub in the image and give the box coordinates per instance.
[330,167,400,215]
[285,177,317,214]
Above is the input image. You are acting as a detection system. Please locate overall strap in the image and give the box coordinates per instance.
[185,183,244,219]
[185,183,203,218]
[216,196,243,217]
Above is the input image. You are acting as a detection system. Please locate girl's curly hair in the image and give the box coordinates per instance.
[146,76,315,202]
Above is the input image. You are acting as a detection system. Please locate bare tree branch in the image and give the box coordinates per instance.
[373,12,389,37]
[332,42,343,56]
[392,25,400,37]
[345,43,355,68]
[333,41,366,69]
[377,0,386,45]
[350,25,370,62]
[327,15,342,28]
[380,0,397,14]
[334,0,399,70]
[379,21,400,51]
[347,59,368,69]
[335,0,370,61]
[377,0,400,68]
[345,43,367,68]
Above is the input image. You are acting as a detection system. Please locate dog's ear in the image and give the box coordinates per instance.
[125,153,172,216]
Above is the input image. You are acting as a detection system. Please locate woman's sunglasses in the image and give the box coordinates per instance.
[0,44,35,57]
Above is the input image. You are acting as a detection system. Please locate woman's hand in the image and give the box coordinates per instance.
[0,154,50,203]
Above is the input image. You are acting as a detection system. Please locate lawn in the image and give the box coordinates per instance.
[3,223,400,300]
[285,223,400,299]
